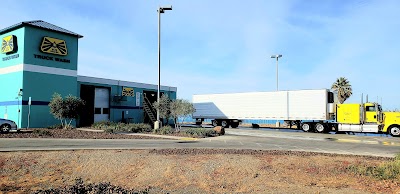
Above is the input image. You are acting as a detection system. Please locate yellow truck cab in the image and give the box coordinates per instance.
[336,102,400,136]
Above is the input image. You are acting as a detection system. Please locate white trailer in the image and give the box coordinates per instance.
[192,89,336,130]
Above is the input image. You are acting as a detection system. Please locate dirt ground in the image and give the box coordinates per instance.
[0,149,399,194]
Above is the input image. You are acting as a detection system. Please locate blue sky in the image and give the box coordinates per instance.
[2,0,400,110]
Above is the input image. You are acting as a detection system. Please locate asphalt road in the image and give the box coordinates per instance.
[1,128,399,157]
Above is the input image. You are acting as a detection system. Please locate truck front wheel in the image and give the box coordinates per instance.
[389,125,400,137]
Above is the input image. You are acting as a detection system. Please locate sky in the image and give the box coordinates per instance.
[1,0,400,110]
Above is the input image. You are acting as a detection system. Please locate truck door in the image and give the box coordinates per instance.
[365,105,377,123]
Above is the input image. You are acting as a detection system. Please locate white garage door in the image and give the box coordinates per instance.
[94,88,110,123]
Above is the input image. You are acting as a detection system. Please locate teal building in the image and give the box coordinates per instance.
[0,20,177,128]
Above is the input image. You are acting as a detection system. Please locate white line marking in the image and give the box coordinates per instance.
[239,141,244,145]
[256,143,262,147]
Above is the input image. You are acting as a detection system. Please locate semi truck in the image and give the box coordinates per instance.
[192,89,400,137]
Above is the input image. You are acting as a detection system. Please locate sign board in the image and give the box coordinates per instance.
[136,92,140,106]
[1,35,18,54]
[122,87,134,97]
[40,37,68,56]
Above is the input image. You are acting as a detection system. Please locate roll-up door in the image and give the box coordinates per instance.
[94,88,110,123]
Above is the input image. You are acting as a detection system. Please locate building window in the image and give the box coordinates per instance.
[95,108,102,114]
[103,108,110,114]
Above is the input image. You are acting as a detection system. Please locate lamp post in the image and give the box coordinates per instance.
[156,5,172,129]
[270,54,282,91]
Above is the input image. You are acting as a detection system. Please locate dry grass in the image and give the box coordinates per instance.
[0,149,399,193]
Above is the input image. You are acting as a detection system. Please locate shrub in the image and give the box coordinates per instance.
[33,129,52,136]
[184,128,217,138]
[47,124,63,129]
[103,126,116,133]
[48,93,85,129]
[34,178,148,194]
[91,121,114,129]
[127,123,152,133]
[153,125,174,135]
[348,154,400,180]
[93,122,151,134]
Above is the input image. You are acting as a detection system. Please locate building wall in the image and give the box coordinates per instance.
[0,28,25,127]
[1,22,178,128]
[78,79,177,126]
[0,26,79,128]
[19,26,79,128]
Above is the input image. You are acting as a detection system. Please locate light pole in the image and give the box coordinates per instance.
[270,54,282,91]
[156,5,172,129]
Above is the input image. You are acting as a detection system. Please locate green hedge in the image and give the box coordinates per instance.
[153,125,174,135]
[184,128,217,138]
[91,122,151,133]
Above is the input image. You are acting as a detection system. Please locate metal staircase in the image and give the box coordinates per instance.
[143,95,157,124]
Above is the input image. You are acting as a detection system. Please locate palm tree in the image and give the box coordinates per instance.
[331,77,352,104]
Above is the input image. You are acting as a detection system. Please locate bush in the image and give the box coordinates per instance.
[92,122,151,134]
[348,154,400,180]
[91,121,114,129]
[184,128,217,138]
[47,124,63,129]
[153,125,174,135]
[128,123,152,133]
[48,93,85,129]
[34,178,148,194]
[33,129,52,136]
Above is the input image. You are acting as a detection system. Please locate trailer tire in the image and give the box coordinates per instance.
[212,120,219,127]
[221,120,230,128]
[301,123,313,132]
[231,122,239,128]
[315,123,326,133]
[389,125,400,137]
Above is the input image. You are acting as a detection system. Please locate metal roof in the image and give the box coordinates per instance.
[0,20,83,38]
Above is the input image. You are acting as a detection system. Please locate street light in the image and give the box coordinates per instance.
[270,54,282,91]
[156,5,172,129]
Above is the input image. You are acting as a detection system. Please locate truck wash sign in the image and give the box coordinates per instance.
[40,37,68,56]
[34,36,70,63]
[1,35,20,61]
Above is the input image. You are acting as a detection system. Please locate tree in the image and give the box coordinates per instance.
[152,94,171,125]
[331,77,353,104]
[49,93,85,129]
[169,99,195,131]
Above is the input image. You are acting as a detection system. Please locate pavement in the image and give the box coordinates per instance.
[77,127,197,140]
[1,127,399,157]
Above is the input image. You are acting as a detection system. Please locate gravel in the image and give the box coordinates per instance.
[0,128,162,139]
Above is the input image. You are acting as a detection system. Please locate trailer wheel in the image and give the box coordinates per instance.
[212,120,219,127]
[389,125,400,137]
[221,120,230,128]
[231,122,239,128]
[315,123,326,133]
[301,123,313,132]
